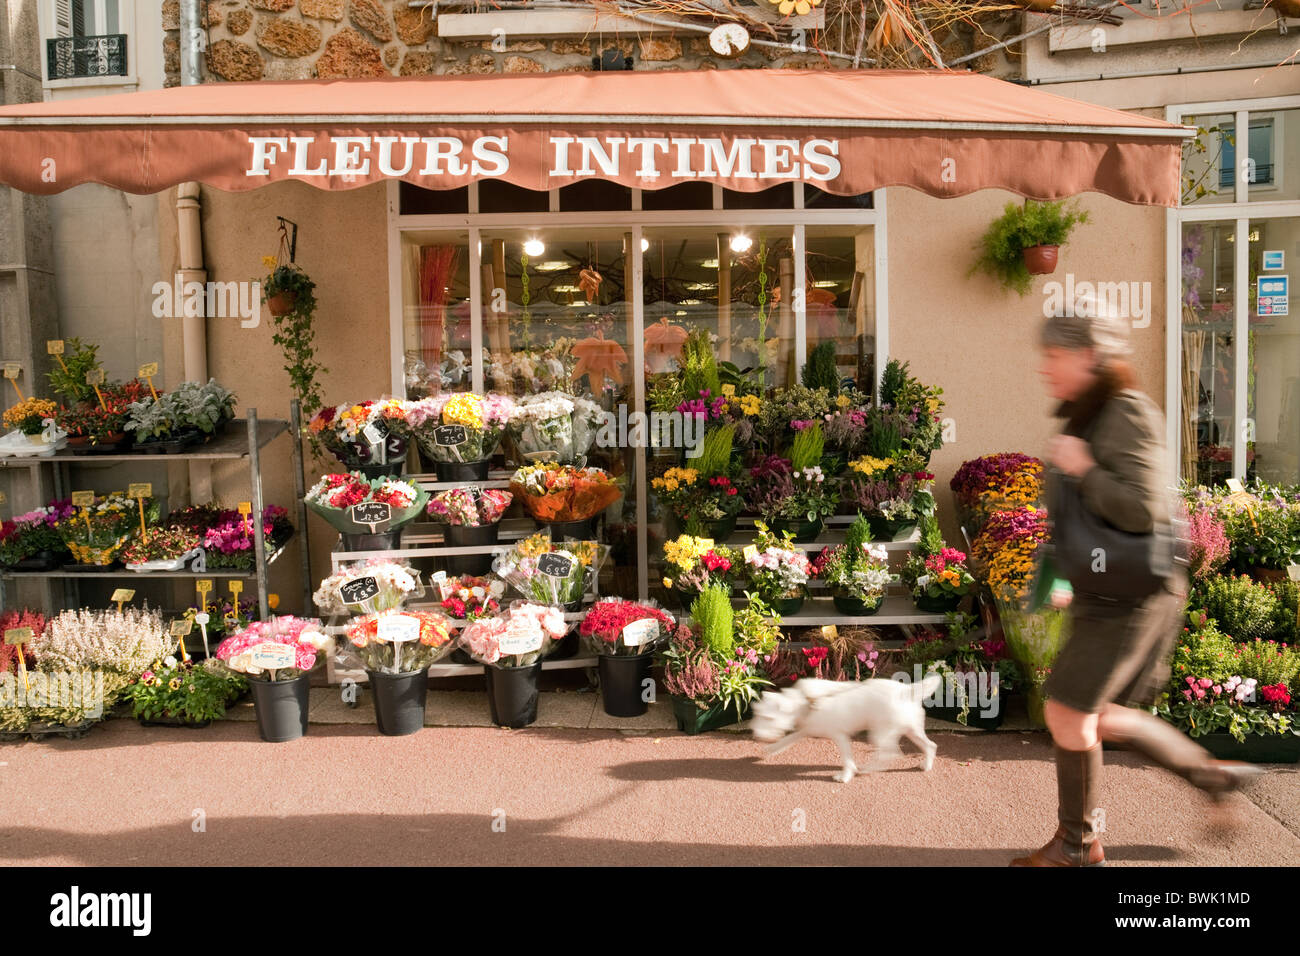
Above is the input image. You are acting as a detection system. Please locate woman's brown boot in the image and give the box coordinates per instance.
[1104,711,1263,801]
[1011,744,1105,867]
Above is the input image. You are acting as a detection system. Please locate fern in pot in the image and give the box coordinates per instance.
[971,199,1089,295]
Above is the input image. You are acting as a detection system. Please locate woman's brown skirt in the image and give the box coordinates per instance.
[1041,578,1188,715]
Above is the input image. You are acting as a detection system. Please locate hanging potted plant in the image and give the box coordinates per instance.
[971,199,1090,295]
[426,487,513,576]
[345,609,455,736]
[459,602,569,728]
[216,616,330,742]
[261,259,315,317]
[579,598,675,718]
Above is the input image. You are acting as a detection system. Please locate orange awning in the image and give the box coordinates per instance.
[0,69,1191,205]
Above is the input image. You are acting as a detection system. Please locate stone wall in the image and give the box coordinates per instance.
[168,0,925,85]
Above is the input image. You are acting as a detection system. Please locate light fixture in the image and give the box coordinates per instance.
[675,310,688,316]
[680,299,703,306]
[641,238,649,252]
[552,284,582,293]
[523,238,545,257]
[812,280,839,288]
[729,234,753,253]
[700,258,719,269]
[686,282,717,291]
[534,260,571,272]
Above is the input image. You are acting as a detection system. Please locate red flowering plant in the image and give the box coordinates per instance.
[764,624,881,686]
[896,612,1021,724]
[434,574,506,622]
[0,608,43,676]
[56,379,150,443]
[578,598,674,656]
[304,473,429,534]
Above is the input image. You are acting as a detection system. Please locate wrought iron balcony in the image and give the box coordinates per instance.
[46,34,128,81]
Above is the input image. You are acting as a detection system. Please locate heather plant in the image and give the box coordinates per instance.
[1186,504,1230,580]
[30,608,173,675]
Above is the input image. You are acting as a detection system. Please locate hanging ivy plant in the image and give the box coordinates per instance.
[260,256,327,444]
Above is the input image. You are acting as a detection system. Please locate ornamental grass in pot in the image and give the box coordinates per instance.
[459,602,570,727]
[345,609,455,736]
[216,616,330,742]
[651,424,743,539]
[579,598,675,717]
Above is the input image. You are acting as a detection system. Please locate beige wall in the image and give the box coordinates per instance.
[885,187,1168,545]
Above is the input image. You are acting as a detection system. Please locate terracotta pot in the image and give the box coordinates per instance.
[266,291,297,316]
[1022,244,1059,275]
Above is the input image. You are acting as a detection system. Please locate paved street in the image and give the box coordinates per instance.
[1,689,1295,867]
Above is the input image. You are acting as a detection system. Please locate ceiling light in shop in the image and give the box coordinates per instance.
[686,282,717,291]
[700,258,719,269]
[680,299,703,306]
[812,280,839,288]
[641,238,650,252]
[552,285,582,293]
[523,239,545,257]
[675,310,688,316]
[729,234,753,253]
[534,260,571,272]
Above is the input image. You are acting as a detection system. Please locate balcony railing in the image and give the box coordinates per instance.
[46,34,128,81]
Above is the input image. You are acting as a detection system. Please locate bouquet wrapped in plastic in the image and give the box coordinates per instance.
[344,608,455,673]
[509,463,622,523]
[508,391,604,464]
[216,616,330,682]
[304,473,429,535]
[492,532,607,607]
[426,487,512,527]
[433,573,506,622]
[401,391,514,464]
[579,598,674,656]
[459,601,570,668]
[314,559,421,617]
[308,399,409,472]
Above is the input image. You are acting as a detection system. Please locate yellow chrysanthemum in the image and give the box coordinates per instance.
[442,393,485,429]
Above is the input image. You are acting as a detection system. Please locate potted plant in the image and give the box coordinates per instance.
[426,487,513,576]
[123,656,247,727]
[971,198,1090,294]
[345,609,454,735]
[0,501,74,570]
[459,602,570,727]
[124,392,195,453]
[44,337,102,407]
[660,535,740,610]
[56,492,154,567]
[902,519,976,613]
[56,380,149,453]
[579,598,675,717]
[304,473,428,551]
[216,616,330,743]
[508,390,604,465]
[3,398,59,445]
[123,525,202,572]
[842,462,935,542]
[309,399,410,478]
[900,613,1021,729]
[169,379,237,440]
[261,259,316,317]
[765,624,882,685]
[510,462,622,539]
[813,515,893,616]
[949,452,1045,535]
[399,391,514,481]
[661,583,775,734]
[743,521,813,616]
[201,505,293,571]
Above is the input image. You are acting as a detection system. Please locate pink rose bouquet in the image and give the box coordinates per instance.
[459,601,568,668]
[216,616,330,681]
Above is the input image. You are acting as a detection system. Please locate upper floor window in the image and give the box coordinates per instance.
[46,0,128,81]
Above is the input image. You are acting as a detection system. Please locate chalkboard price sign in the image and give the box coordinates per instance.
[340,576,380,606]
[351,501,392,526]
[433,424,467,447]
[537,552,575,578]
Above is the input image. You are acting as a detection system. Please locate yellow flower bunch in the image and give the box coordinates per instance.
[442,393,485,429]
[738,394,761,416]
[563,540,599,567]
[987,540,1040,603]
[977,467,1044,514]
[835,394,852,409]
[261,255,279,270]
[848,455,895,478]
[721,385,736,398]
[3,398,57,429]
[652,467,699,494]
[662,534,711,570]
[516,532,552,558]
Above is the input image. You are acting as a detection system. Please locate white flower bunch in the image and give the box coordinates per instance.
[314,559,418,616]
[31,608,172,675]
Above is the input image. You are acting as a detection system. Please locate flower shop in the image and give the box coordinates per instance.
[5,69,1279,747]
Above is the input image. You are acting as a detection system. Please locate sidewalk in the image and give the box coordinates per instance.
[1,688,1295,866]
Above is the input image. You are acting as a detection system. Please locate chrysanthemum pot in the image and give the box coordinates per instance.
[769,515,824,542]
[444,521,500,576]
[831,589,883,616]
[248,674,311,743]
[435,459,492,482]
[599,651,655,717]
[1022,244,1059,275]
[484,660,543,728]
[367,668,429,736]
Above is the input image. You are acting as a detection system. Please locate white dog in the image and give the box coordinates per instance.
[751,676,942,783]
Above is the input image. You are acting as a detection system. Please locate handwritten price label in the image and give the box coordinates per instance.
[71,491,96,507]
[4,627,33,645]
[195,579,214,594]
[86,368,106,386]
[128,482,152,499]
[46,340,65,356]
[138,362,159,378]
[170,619,194,637]
[377,614,421,644]
[2,363,20,379]
[110,588,135,604]
[250,643,295,670]
[229,580,244,596]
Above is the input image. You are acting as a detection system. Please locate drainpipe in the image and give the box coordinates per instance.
[177,0,212,501]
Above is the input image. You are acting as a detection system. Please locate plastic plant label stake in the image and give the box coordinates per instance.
[130,483,152,542]
[743,544,758,562]
[237,502,252,536]
[111,588,135,613]
[139,362,159,399]
[621,618,658,648]
[71,490,95,507]
[196,578,213,613]
[229,580,244,606]
[2,363,23,402]
[194,611,211,657]
[1225,478,1246,494]
[4,628,32,691]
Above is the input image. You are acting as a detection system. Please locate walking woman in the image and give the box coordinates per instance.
[1012,305,1258,868]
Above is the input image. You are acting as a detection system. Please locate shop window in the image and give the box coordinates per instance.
[722,183,794,209]
[398,182,469,216]
[1219,119,1274,190]
[640,182,715,210]
[1179,221,1237,485]
[1246,217,1299,484]
[1181,113,1236,207]
[478,180,548,213]
[804,184,873,209]
[557,180,633,212]
[804,226,876,395]
[399,232,473,399]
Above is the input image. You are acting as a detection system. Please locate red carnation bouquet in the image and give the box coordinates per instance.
[578,598,674,656]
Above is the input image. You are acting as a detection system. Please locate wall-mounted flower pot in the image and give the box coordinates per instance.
[248,673,310,743]
[444,521,499,576]
[599,652,655,718]
[1022,244,1060,275]
[436,459,492,482]
[484,660,543,728]
[367,667,429,736]
[267,291,297,316]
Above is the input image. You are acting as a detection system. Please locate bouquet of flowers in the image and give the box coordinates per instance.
[579,598,674,656]
[3,397,58,438]
[660,535,740,600]
[426,487,513,527]
[308,399,410,472]
[57,493,158,566]
[744,522,814,603]
[813,516,893,612]
[492,533,606,607]
[508,391,604,464]
[509,463,622,524]
[123,656,247,725]
[304,473,429,534]
[314,559,420,617]
[201,505,293,571]
[216,616,330,681]
[401,391,513,464]
[433,574,505,622]
[459,601,570,667]
[344,609,455,673]
[122,526,202,570]
[0,500,73,567]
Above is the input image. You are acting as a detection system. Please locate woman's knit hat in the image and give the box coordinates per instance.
[1040,293,1131,361]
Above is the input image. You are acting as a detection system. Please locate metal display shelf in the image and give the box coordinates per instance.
[0,406,312,620]
[771,594,949,627]
[719,522,920,551]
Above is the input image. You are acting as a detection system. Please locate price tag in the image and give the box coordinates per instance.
[743,544,758,562]
[466,484,482,499]
[0,491,6,505]
[138,362,159,378]
[46,340,65,356]
[170,619,194,637]
[111,588,135,603]
[128,482,152,499]
[350,501,392,528]
[237,501,252,516]
[498,628,543,655]
[1287,564,1300,583]
[71,491,96,508]
[340,576,380,605]
[195,579,214,594]
[1225,478,1246,493]
[229,580,244,597]
[85,368,106,386]
[250,642,295,670]
[699,538,714,550]
[820,625,839,641]
[2,363,20,379]
[362,423,384,445]
[4,627,33,645]
[194,612,210,627]
[433,571,454,601]
[377,613,420,644]
[621,618,659,648]
[433,424,467,447]
[537,552,575,578]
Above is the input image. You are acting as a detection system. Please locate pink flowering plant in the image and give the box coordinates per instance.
[426,487,512,527]
[459,601,569,667]
[1157,674,1295,741]
[216,616,330,681]
[744,522,813,602]
[201,505,293,570]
